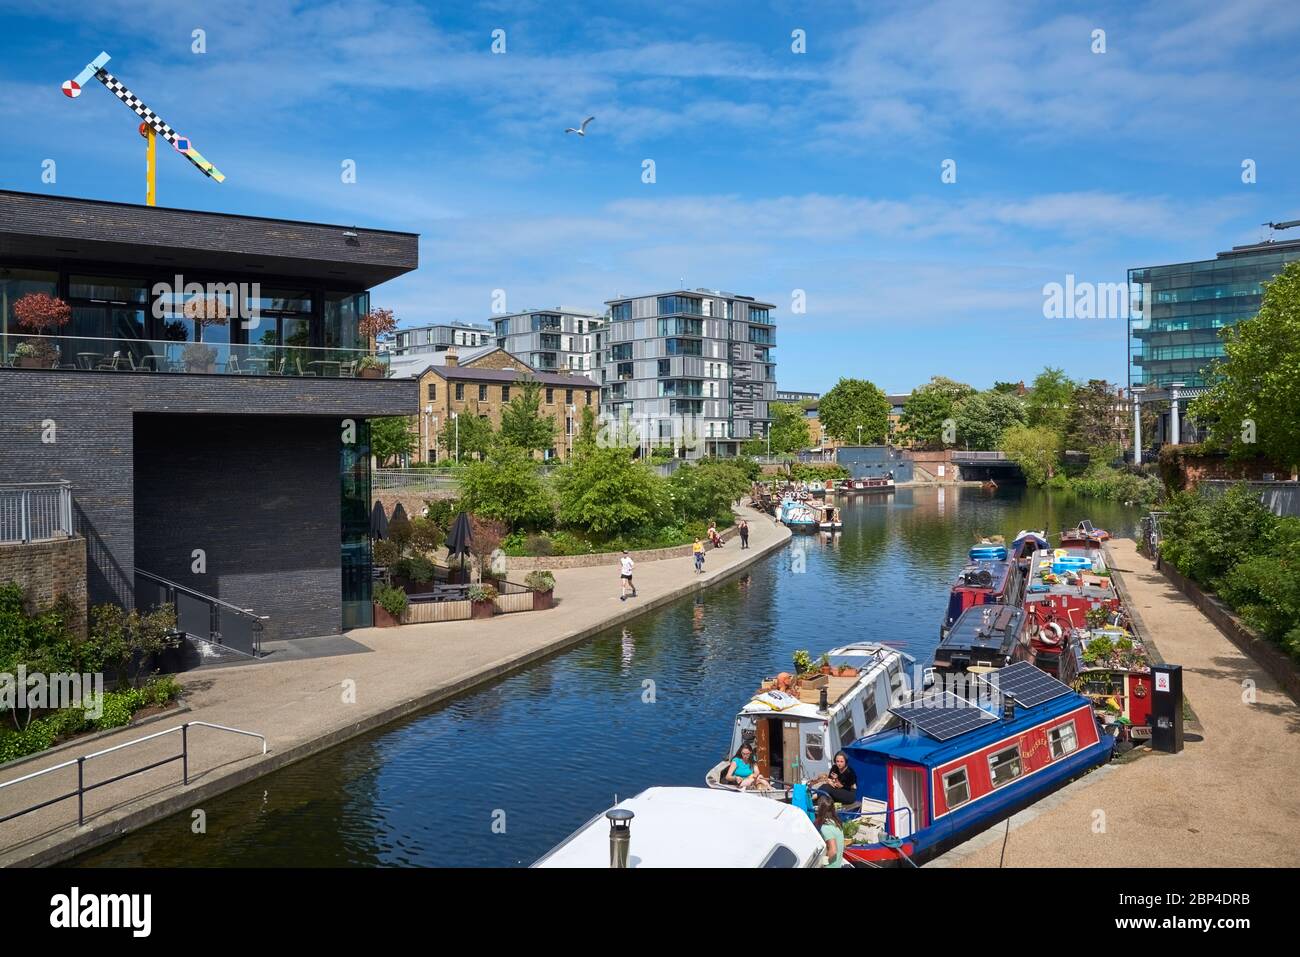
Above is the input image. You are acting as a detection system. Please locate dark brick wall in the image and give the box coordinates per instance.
[0,369,415,640]
[134,415,339,641]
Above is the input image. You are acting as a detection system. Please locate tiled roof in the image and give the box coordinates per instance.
[428,365,598,387]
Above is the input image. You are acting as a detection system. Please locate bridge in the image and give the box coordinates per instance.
[949,450,1012,466]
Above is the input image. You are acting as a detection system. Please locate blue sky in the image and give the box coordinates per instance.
[3,0,1298,393]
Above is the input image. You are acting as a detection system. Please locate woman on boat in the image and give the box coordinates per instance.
[816,795,845,868]
[724,743,771,791]
[810,751,857,804]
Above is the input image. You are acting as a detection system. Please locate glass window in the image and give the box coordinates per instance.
[586,390,593,405]
[70,275,148,303]
[455,383,464,400]
[1047,723,1078,759]
[610,302,632,321]
[836,711,856,746]
[943,768,970,809]
[501,385,510,402]
[324,291,367,351]
[804,736,824,763]
[988,745,1022,788]
[478,384,488,401]
[611,343,633,361]
[427,382,436,401]
[546,387,554,404]
[760,845,800,868]
[565,389,573,404]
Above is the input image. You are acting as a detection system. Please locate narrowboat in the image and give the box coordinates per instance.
[840,661,1115,867]
[779,498,820,531]
[836,474,896,495]
[939,558,1023,638]
[1058,626,1154,738]
[1019,546,1122,676]
[932,604,1026,679]
[1060,519,1111,547]
[706,643,918,800]
[1010,529,1049,560]
[817,503,843,532]
[533,787,827,868]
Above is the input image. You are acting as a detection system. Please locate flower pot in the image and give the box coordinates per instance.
[532,589,554,611]
[471,599,496,620]
[16,357,45,369]
[358,366,383,379]
[373,603,401,627]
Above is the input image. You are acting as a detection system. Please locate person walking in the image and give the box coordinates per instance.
[619,551,637,601]
[738,519,750,549]
[692,537,706,574]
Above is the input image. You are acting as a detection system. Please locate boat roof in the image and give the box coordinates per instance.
[1022,550,1116,602]
[738,644,910,719]
[951,559,1013,590]
[940,604,1025,653]
[533,787,823,868]
[846,683,1092,767]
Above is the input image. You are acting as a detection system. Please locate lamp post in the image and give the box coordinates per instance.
[423,404,433,464]
[452,411,460,463]
[1131,387,1144,465]
[857,424,863,446]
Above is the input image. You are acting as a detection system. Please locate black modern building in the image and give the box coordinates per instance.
[0,190,418,642]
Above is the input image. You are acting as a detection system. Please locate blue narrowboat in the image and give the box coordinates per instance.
[840,661,1114,867]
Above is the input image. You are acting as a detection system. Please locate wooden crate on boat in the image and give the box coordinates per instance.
[796,676,857,706]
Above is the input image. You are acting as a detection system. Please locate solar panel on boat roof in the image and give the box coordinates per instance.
[888,692,998,741]
[977,660,1071,708]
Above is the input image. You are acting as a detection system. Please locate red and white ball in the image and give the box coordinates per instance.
[62,80,81,98]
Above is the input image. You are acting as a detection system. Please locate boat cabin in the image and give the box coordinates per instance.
[707,643,915,798]
[1020,547,1121,676]
[940,559,1022,638]
[1058,629,1154,735]
[840,661,1114,867]
[932,604,1026,678]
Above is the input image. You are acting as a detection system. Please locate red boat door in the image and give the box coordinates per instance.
[888,764,926,838]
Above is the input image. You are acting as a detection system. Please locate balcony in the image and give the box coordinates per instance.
[0,482,74,544]
[1,334,389,378]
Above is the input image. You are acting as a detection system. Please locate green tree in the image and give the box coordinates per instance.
[574,405,598,457]
[818,377,891,444]
[457,444,554,530]
[768,402,811,455]
[1002,424,1063,485]
[668,459,752,523]
[992,381,1023,394]
[553,447,664,537]
[1065,379,1119,452]
[953,389,1026,450]
[1024,367,1074,433]
[370,416,415,466]
[437,409,496,461]
[1193,261,1300,467]
[499,376,556,453]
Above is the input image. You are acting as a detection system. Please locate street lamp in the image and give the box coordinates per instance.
[1131,386,1145,465]
[857,424,863,445]
[452,411,460,463]
[423,404,433,464]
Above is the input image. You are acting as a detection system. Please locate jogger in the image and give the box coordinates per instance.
[620,551,637,600]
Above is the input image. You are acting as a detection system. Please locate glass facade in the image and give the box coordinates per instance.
[657,295,703,316]
[611,302,632,321]
[1128,241,1300,389]
[341,419,373,629]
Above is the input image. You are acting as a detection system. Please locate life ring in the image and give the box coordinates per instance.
[1039,621,1063,646]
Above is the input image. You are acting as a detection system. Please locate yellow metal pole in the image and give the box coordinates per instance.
[145,126,156,206]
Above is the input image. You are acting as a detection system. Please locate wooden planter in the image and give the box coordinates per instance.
[471,599,496,620]
[373,603,401,627]
[532,589,555,611]
[357,366,383,379]
[16,357,46,369]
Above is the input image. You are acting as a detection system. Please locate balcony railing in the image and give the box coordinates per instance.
[1,335,388,379]
[0,482,74,544]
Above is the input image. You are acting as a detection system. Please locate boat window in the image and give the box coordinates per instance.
[942,767,970,809]
[1048,722,1078,759]
[760,845,800,868]
[836,711,856,746]
[988,745,1023,788]
[804,734,824,762]
[863,687,878,728]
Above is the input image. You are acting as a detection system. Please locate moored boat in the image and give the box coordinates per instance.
[779,498,820,531]
[840,661,1115,867]
[1010,529,1049,560]
[1058,625,1154,740]
[940,557,1023,638]
[932,604,1026,680]
[533,787,827,868]
[1019,546,1121,676]
[836,474,896,495]
[1060,519,1111,546]
[706,643,918,800]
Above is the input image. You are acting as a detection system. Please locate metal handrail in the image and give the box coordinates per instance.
[134,567,267,658]
[0,481,74,544]
[0,721,267,828]
[134,567,267,618]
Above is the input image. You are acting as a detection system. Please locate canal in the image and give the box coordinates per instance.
[76,486,1140,867]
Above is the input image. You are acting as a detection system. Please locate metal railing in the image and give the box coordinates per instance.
[0,482,74,544]
[4,334,386,379]
[0,721,266,828]
[135,569,267,658]
[373,468,462,493]
[950,450,1009,462]
[1200,480,1300,518]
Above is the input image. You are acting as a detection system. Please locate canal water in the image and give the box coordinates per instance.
[76,486,1139,867]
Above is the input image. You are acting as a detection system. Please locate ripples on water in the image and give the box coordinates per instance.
[77,486,1138,867]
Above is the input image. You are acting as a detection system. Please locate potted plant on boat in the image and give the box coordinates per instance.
[373,584,408,627]
[469,582,498,619]
[356,307,397,377]
[525,570,556,610]
[12,291,71,367]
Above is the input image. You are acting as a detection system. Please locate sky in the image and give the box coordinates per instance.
[2,0,1298,394]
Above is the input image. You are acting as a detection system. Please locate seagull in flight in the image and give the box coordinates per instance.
[565,116,595,137]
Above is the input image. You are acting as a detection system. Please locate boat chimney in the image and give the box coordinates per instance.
[1003,693,1017,721]
[819,686,829,714]
[606,808,634,868]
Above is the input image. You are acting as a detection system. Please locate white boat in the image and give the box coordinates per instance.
[780,498,819,531]
[706,642,919,800]
[532,787,827,868]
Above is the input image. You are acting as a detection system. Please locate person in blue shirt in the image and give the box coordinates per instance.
[724,743,771,791]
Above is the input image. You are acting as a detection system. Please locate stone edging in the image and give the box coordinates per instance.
[506,522,741,570]
[0,513,790,867]
[1154,554,1300,705]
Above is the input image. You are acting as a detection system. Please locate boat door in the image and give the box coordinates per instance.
[888,764,927,838]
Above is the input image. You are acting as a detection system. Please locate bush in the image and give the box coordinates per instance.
[788,463,849,482]
[373,538,401,568]
[406,555,436,584]
[525,570,556,593]
[468,583,498,603]
[94,692,135,731]
[375,585,409,618]
[525,533,553,556]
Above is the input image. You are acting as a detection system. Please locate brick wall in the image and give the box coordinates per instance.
[0,536,88,637]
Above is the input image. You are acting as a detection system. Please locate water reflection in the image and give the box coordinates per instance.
[75,486,1138,868]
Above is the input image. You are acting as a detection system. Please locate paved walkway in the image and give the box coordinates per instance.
[935,538,1300,867]
[0,506,790,866]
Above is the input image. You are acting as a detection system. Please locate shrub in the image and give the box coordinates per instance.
[94,692,135,731]
[525,570,556,593]
[525,533,553,556]
[372,538,401,568]
[375,585,409,618]
[468,583,498,603]
[788,463,849,482]
[406,555,436,584]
